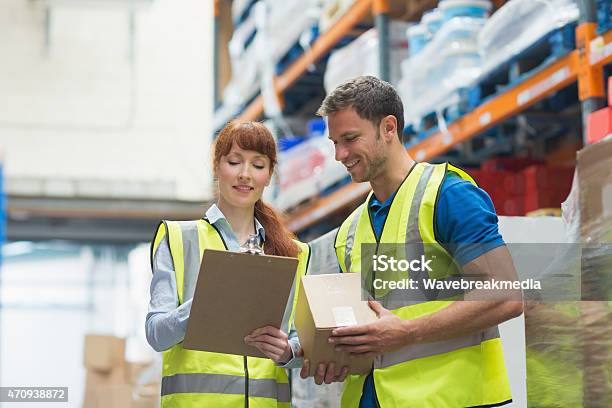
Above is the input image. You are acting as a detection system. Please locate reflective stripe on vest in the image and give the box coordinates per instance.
[379,325,500,368]
[180,221,204,304]
[161,373,291,403]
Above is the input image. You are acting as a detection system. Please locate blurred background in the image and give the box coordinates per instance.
[0,0,610,407]
[0,0,213,406]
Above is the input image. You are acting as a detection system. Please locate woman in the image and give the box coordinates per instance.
[146,120,309,407]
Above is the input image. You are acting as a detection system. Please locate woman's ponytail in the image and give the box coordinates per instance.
[254,199,299,258]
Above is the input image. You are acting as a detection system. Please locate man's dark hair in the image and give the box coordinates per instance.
[317,75,404,137]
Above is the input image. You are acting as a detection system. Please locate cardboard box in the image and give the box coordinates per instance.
[126,361,153,385]
[86,366,127,387]
[133,395,160,408]
[133,383,161,408]
[577,136,612,239]
[84,372,159,408]
[85,384,133,408]
[84,335,126,372]
[295,273,377,376]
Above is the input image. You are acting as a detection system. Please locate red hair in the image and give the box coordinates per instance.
[214,121,299,258]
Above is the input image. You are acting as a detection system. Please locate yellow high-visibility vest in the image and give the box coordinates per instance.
[335,162,512,407]
[151,218,310,408]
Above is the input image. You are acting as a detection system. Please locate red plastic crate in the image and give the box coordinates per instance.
[503,173,526,196]
[502,198,525,216]
[481,157,542,173]
[523,165,574,191]
[586,107,612,145]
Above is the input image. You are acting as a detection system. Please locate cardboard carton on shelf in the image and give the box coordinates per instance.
[295,272,378,376]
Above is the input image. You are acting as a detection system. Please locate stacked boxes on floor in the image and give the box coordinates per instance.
[83,335,160,408]
[468,158,574,216]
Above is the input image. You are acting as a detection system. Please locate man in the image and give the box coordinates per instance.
[301,76,523,407]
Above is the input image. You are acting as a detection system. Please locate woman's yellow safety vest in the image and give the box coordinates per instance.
[150,218,310,408]
[335,162,512,408]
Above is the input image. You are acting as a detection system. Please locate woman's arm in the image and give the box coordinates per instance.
[244,326,304,368]
[145,238,192,352]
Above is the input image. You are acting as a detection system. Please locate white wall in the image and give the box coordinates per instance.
[0,0,214,201]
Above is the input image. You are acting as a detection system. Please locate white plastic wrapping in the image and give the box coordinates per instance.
[254,1,322,132]
[222,11,260,110]
[222,0,323,112]
[478,0,579,77]
[232,0,254,24]
[398,17,485,129]
[267,134,347,211]
[324,21,411,93]
[523,141,612,408]
[262,0,322,64]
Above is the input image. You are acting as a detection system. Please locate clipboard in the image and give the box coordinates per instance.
[183,248,299,358]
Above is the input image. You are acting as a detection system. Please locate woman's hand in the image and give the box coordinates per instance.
[244,326,292,364]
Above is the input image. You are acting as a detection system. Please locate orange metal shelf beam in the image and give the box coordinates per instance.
[287,182,371,232]
[237,0,374,121]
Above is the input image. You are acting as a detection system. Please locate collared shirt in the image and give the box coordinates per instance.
[145,203,301,364]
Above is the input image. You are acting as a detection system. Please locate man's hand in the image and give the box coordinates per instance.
[300,356,349,385]
[328,300,412,357]
[244,326,292,364]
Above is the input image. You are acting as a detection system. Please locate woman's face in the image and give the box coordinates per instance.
[216,142,272,209]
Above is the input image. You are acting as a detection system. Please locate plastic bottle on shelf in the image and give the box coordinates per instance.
[421,8,444,38]
[438,0,492,22]
[398,16,486,132]
[307,118,327,139]
[440,44,482,88]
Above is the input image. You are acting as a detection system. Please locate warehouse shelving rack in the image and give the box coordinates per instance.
[214,0,611,233]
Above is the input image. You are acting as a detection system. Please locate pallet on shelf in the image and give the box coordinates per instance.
[469,23,577,110]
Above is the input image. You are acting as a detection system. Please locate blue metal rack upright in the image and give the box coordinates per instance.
[0,162,5,258]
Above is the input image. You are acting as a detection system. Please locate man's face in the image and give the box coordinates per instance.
[328,107,388,183]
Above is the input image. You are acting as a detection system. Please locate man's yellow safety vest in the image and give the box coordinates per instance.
[335,162,512,407]
[151,218,310,408]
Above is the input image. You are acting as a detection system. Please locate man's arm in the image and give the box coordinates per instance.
[329,245,523,356]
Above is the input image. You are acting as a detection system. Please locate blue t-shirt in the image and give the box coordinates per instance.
[359,171,505,407]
